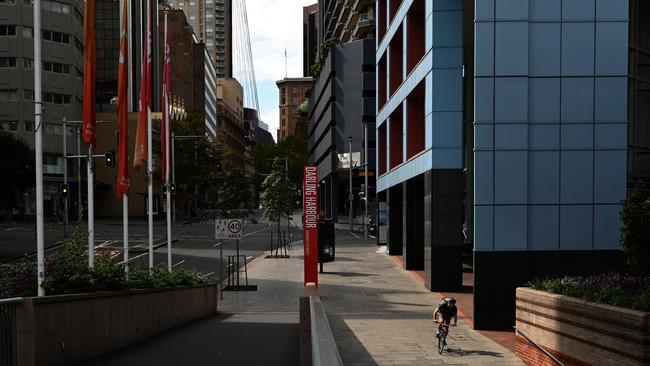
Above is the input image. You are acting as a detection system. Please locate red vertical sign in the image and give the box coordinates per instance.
[303,166,319,286]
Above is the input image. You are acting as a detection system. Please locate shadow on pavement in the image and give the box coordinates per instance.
[444,348,505,358]
[327,314,378,366]
[83,313,298,366]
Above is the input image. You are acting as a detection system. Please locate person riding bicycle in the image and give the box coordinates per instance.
[433,297,458,345]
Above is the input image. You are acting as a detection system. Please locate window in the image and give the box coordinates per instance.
[23,58,33,69]
[43,30,69,44]
[0,25,16,36]
[73,7,83,23]
[0,90,17,101]
[24,121,33,131]
[0,0,16,5]
[75,66,82,78]
[43,92,71,104]
[43,61,70,74]
[0,121,18,131]
[22,26,33,38]
[281,109,286,115]
[0,57,16,68]
[74,37,83,53]
[24,90,34,100]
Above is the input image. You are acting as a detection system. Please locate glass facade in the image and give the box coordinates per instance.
[629,0,650,187]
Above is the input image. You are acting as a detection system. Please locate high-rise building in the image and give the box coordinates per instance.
[216,78,247,167]
[308,39,375,221]
[0,0,85,219]
[303,3,318,76]
[276,77,312,141]
[169,0,232,78]
[376,0,647,331]
[317,0,375,45]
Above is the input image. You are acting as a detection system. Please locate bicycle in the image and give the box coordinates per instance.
[435,320,455,354]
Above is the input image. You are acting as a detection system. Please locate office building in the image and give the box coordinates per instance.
[317,0,375,44]
[376,0,647,330]
[169,0,232,78]
[308,38,376,221]
[303,3,318,76]
[276,77,312,141]
[0,0,85,219]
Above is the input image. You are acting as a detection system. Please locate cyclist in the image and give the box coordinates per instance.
[433,297,458,345]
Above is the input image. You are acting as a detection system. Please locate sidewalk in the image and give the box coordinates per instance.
[318,231,524,366]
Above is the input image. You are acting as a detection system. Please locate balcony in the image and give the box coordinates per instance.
[353,10,375,39]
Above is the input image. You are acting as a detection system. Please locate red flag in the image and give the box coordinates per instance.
[117,0,129,196]
[133,0,152,170]
[161,16,171,182]
[82,0,96,146]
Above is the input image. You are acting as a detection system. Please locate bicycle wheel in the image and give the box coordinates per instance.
[438,330,446,354]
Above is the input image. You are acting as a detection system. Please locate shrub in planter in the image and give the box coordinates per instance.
[0,259,37,298]
[42,230,96,295]
[529,272,650,312]
[126,266,206,290]
[620,187,650,276]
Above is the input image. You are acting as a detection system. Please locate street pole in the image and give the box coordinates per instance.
[77,127,82,223]
[348,136,353,232]
[285,156,290,241]
[164,12,172,272]
[62,118,68,238]
[34,0,45,296]
[147,109,153,269]
[87,144,95,268]
[364,123,368,239]
[171,131,176,223]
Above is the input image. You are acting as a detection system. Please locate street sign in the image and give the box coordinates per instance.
[215,218,245,239]
[337,152,361,169]
[303,166,319,286]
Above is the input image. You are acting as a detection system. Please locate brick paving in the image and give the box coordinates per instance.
[317,231,525,366]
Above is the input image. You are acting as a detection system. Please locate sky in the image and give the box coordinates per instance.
[245,0,316,141]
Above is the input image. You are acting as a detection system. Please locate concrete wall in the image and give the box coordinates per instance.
[516,287,650,366]
[16,285,218,366]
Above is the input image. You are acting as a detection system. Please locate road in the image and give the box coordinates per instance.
[0,211,300,281]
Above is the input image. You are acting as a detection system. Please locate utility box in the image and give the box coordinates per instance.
[318,219,335,263]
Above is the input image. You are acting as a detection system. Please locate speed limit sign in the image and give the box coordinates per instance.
[215,218,245,239]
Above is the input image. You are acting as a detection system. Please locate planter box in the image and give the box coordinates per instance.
[15,284,218,366]
[515,287,650,366]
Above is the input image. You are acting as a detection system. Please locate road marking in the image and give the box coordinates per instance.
[350,231,360,239]
[172,260,185,268]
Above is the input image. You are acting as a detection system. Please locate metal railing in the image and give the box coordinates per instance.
[310,297,343,366]
[514,326,565,366]
[0,298,23,366]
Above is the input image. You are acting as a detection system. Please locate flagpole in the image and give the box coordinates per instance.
[146,0,154,270]
[120,0,129,274]
[164,12,172,272]
[34,0,45,296]
[88,145,94,267]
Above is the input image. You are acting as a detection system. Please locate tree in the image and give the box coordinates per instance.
[216,170,251,214]
[0,132,34,220]
[260,157,294,236]
[620,187,650,276]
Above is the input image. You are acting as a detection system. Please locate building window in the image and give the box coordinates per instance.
[292,96,298,104]
[22,26,33,38]
[0,57,17,68]
[73,7,83,23]
[0,0,16,5]
[23,58,33,69]
[43,61,71,74]
[43,92,71,105]
[281,109,286,115]
[0,25,17,36]
[0,90,18,101]
[24,0,71,14]
[24,89,34,100]
[24,121,34,131]
[74,37,83,53]
[43,30,70,44]
[0,121,18,131]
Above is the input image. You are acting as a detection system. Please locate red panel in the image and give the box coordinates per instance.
[406,0,426,75]
[389,106,403,169]
[389,26,403,97]
[407,82,425,159]
[379,124,387,175]
[389,0,402,24]
[378,55,387,110]
[378,0,387,41]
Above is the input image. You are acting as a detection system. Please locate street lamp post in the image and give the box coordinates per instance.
[62,118,69,238]
[363,123,369,239]
[348,136,353,232]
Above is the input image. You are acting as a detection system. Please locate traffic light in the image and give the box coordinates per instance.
[105,151,115,167]
[60,183,69,198]
[170,183,176,196]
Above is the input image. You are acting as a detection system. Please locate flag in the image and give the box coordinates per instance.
[82,0,96,146]
[117,0,129,196]
[133,0,152,170]
[161,16,171,182]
